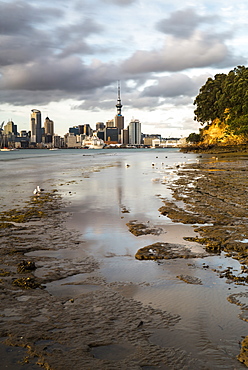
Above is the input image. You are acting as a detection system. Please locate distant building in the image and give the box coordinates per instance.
[104,127,119,143]
[3,120,17,147]
[96,122,105,130]
[14,137,29,149]
[121,128,129,145]
[53,135,61,148]
[83,124,92,136]
[20,130,28,138]
[96,130,105,141]
[66,133,81,148]
[69,126,79,135]
[44,117,54,136]
[30,109,42,143]
[4,120,17,136]
[143,137,153,146]
[106,119,114,128]
[128,119,141,145]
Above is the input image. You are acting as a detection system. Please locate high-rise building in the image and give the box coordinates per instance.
[106,119,114,128]
[128,119,141,145]
[121,128,129,145]
[69,126,79,135]
[44,117,54,136]
[104,127,119,143]
[78,124,92,136]
[83,124,92,136]
[30,109,42,143]
[96,122,105,130]
[4,120,17,136]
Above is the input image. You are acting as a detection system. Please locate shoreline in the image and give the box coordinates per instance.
[1,152,248,368]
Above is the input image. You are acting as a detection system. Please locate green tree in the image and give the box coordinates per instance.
[186,132,201,143]
[194,66,248,137]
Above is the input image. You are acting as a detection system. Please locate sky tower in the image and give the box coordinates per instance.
[114,81,124,137]
[116,81,123,116]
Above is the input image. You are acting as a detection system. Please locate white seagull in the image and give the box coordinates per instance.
[33,186,44,195]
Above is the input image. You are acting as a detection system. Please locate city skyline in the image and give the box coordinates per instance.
[0,1,248,138]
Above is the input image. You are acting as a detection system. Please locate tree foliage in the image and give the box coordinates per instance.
[186,132,201,143]
[194,66,248,136]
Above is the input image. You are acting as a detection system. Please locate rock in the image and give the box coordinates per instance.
[238,336,248,366]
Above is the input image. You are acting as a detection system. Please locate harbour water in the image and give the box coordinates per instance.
[1,148,248,369]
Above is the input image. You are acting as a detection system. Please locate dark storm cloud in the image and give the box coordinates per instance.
[0,1,106,65]
[0,56,119,92]
[0,1,61,36]
[156,8,216,38]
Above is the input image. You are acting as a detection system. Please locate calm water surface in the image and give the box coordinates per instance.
[1,148,248,369]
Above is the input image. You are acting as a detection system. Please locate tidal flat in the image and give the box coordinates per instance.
[0,148,248,369]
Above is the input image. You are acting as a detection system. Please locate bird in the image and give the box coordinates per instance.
[125,163,130,167]
[33,186,44,195]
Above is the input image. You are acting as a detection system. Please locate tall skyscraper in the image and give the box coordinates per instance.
[96,122,105,131]
[4,120,17,136]
[114,81,124,135]
[128,119,141,145]
[44,117,54,136]
[30,109,42,143]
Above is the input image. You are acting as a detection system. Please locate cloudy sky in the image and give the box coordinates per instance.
[0,0,247,137]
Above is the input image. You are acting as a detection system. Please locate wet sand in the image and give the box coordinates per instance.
[1,151,248,369]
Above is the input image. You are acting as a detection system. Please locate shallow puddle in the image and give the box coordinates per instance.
[91,342,135,361]
[44,273,102,298]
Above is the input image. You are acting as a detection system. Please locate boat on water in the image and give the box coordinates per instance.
[49,148,60,151]
[0,148,19,151]
[83,135,105,149]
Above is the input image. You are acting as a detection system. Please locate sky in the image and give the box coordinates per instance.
[0,0,247,138]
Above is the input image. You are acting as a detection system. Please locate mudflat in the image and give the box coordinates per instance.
[1,152,248,369]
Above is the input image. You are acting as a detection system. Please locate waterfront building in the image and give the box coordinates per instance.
[2,120,18,147]
[66,133,81,148]
[20,130,28,137]
[96,130,105,141]
[53,135,61,148]
[82,124,92,136]
[104,127,119,143]
[30,109,42,143]
[69,126,79,135]
[44,117,54,136]
[4,120,17,136]
[121,128,129,145]
[14,136,29,148]
[96,122,105,130]
[106,119,114,128]
[128,119,141,145]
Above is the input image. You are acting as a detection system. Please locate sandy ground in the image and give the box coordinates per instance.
[1,153,248,369]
